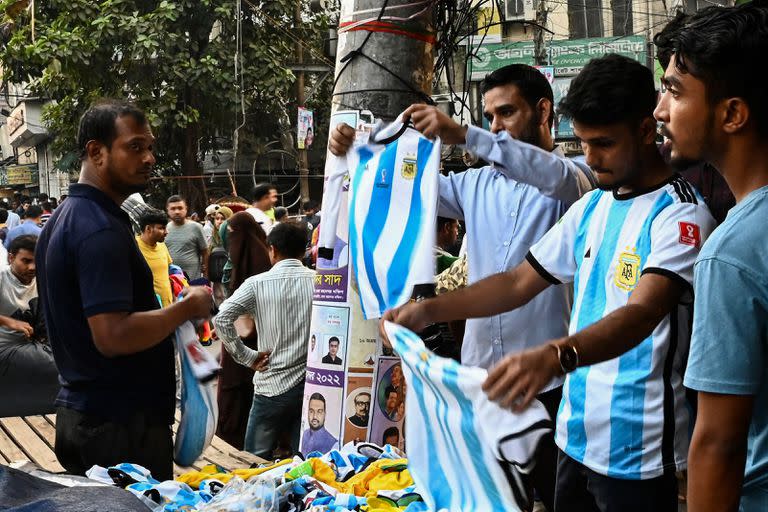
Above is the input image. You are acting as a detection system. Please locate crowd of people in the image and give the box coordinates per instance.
[0,2,764,512]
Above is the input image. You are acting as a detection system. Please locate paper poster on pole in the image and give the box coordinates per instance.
[297,107,314,149]
[302,108,411,454]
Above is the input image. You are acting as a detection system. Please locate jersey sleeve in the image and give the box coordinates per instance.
[318,153,349,259]
[526,193,588,285]
[78,229,135,317]
[641,202,716,294]
[685,258,767,395]
[464,125,595,205]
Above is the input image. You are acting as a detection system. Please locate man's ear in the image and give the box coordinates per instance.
[86,140,106,166]
[537,98,553,129]
[720,97,751,135]
[639,116,658,145]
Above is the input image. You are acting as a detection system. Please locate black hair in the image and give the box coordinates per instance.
[274,206,288,221]
[77,99,148,159]
[382,427,400,443]
[24,205,43,219]
[166,194,185,206]
[138,209,169,231]
[480,64,555,129]
[384,385,397,398]
[673,1,768,136]
[558,54,656,127]
[437,216,457,231]
[0,209,7,224]
[8,234,36,255]
[302,199,319,212]
[251,183,276,203]
[328,336,340,345]
[309,392,326,406]
[266,221,308,259]
[654,10,688,70]
[38,193,48,202]
[41,201,52,212]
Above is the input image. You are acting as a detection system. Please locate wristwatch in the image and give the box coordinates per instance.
[551,343,579,375]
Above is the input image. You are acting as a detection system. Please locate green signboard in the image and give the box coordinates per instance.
[468,36,647,81]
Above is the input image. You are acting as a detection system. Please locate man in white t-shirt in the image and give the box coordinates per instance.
[246,183,278,235]
[0,234,59,416]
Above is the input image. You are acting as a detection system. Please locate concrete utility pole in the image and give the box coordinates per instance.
[333,0,435,121]
[533,0,549,66]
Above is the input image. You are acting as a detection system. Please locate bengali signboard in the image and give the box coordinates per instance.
[468,36,647,81]
[5,165,38,186]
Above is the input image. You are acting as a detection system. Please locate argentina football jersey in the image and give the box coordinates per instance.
[527,175,716,479]
[346,119,441,319]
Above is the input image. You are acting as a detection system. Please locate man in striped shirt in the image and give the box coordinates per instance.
[213,221,314,459]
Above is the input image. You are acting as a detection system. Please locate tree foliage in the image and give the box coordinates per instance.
[0,0,330,209]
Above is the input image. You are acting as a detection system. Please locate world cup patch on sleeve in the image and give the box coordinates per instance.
[678,222,700,247]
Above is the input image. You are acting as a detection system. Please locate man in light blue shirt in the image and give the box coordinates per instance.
[4,205,42,250]
[330,64,594,511]
[654,3,768,511]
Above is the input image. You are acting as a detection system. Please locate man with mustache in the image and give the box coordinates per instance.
[36,100,213,481]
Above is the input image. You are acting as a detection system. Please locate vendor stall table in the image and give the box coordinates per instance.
[0,412,266,477]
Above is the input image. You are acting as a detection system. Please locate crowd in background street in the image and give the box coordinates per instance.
[0,2,765,512]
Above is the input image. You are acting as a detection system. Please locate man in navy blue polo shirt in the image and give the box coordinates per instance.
[36,100,212,481]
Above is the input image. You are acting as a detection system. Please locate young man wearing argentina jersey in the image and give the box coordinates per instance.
[383,54,716,512]
[330,64,594,511]
[654,3,768,511]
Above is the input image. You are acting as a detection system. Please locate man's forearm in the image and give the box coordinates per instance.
[464,126,591,203]
[688,436,747,512]
[423,266,543,325]
[213,311,258,367]
[91,300,198,357]
[565,303,663,366]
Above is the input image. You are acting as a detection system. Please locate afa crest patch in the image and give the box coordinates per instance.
[615,250,641,291]
[401,154,417,180]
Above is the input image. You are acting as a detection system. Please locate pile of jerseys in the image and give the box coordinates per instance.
[85,443,431,512]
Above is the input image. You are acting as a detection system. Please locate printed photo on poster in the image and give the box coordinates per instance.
[297,107,314,149]
[369,357,405,450]
[309,304,350,369]
[321,334,345,366]
[343,375,373,445]
[300,368,345,456]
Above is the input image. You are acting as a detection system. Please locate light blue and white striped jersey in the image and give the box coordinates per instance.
[385,321,552,511]
[528,175,716,480]
[347,123,440,319]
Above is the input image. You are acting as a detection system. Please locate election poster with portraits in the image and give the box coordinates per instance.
[300,109,406,454]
